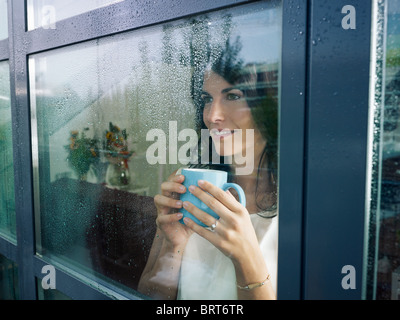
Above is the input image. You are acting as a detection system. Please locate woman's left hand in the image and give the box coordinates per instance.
[182,179,275,299]
[182,179,260,265]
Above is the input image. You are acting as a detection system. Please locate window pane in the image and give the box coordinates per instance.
[30,1,281,299]
[27,0,125,30]
[365,0,400,300]
[0,0,7,41]
[0,254,19,300]
[0,61,16,242]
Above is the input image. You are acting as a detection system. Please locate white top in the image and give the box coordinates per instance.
[177,213,278,300]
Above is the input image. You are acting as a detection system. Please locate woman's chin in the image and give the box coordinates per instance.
[212,143,236,158]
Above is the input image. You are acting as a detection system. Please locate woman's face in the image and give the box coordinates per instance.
[201,71,265,159]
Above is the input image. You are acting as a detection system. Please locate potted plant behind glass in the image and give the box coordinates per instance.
[104,122,134,187]
[65,128,100,181]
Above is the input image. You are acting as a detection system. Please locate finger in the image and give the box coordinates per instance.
[187,184,230,219]
[154,194,183,213]
[197,180,243,213]
[157,212,183,227]
[161,179,186,198]
[187,185,232,220]
[161,175,186,199]
[225,189,236,199]
[182,201,218,228]
[183,217,219,243]
[168,173,185,183]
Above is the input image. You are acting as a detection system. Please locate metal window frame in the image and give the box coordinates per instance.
[302,0,371,299]
[0,0,373,300]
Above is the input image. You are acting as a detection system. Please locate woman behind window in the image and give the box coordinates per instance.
[138,44,278,300]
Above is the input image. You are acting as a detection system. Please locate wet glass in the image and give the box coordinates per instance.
[27,0,125,30]
[0,0,7,41]
[30,1,281,298]
[365,0,400,300]
[0,61,16,242]
[0,254,19,300]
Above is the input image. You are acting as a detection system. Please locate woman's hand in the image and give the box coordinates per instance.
[154,172,193,249]
[139,171,192,300]
[181,179,275,301]
[181,179,259,264]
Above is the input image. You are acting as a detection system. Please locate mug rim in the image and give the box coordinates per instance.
[182,168,227,174]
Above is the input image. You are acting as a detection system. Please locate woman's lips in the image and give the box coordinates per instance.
[210,129,234,139]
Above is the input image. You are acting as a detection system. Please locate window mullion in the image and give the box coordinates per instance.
[9,0,37,300]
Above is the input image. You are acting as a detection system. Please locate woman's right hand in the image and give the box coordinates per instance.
[154,172,193,248]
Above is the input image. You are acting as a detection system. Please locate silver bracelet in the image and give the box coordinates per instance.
[236,274,270,291]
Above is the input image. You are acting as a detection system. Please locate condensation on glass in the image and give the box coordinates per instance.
[0,254,19,300]
[26,0,125,30]
[364,0,400,300]
[0,61,16,242]
[29,1,281,298]
[0,0,7,41]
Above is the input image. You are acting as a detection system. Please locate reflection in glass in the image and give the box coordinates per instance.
[365,0,400,300]
[30,1,281,298]
[0,254,19,300]
[0,61,16,242]
[0,0,7,41]
[27,0,124,30]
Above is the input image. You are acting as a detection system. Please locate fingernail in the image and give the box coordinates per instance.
[183,217,190,224]
[177,213,183,218]
[189,185,195,192]
[183,201,189,208]
[176,200,183,207]
[198,180,204,186]
[179,185,186,192]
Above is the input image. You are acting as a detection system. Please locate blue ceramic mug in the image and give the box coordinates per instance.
[179,168,246,227]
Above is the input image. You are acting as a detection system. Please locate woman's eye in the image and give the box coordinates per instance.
[226,93,242,101]
[201,95,212,104]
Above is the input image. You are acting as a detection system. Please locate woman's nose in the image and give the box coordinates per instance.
[206,99,225,123]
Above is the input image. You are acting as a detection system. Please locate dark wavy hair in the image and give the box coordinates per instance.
[189,40,278,216]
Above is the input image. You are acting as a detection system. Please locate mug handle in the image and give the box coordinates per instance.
[222,183,246,207]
